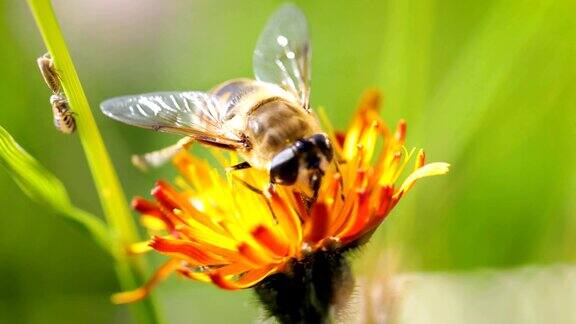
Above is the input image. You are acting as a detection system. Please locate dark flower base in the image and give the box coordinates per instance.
[254,244,356,324]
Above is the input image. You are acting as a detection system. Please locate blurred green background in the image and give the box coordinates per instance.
[1,0,575,323]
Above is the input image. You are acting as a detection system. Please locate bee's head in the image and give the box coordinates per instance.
[270,134,334,198]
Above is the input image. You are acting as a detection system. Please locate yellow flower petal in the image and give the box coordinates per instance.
[111,259,180,304]
[396,162,450,197]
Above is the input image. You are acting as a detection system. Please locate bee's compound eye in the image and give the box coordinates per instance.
[309,134,333,162]
[270,148,299,185]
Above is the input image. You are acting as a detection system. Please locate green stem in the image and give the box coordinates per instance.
[26,1,163,323]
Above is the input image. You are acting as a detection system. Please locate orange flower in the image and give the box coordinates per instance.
[112,90,449,304]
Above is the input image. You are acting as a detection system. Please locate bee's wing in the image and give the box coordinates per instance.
[100,92,244,149]
[253,4,311,111]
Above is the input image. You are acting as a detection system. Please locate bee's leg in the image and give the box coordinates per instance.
[332,150,347,200]
[225,162,252,187]
[334,160,345,201]
[230,177,278,219]
[302,195,315,211]
[334,148,347,165]
[311,173,322,204]
[231,174,263,195]
[230,176,278,221]
[132,137,193,171]
[226,161,252,172]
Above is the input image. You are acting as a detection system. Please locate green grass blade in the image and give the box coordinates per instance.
[26,0,138,247]
[26,0,164,323]
[0,125,111,252]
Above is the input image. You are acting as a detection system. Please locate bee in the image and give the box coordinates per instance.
[50,94,76,134]
[37,54,61,94]
[100,4,333,199]
[37,53,76,134]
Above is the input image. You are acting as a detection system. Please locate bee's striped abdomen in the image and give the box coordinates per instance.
[51,95,76,134]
